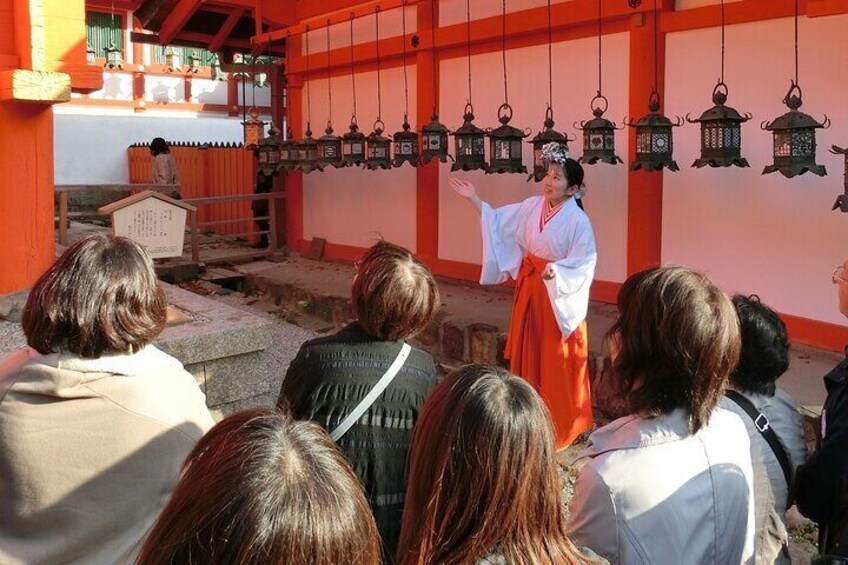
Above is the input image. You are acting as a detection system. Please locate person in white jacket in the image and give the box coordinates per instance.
[568,266,756,565]
[0,234,215,565]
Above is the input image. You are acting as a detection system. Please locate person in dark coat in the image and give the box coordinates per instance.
[794,259,848,557]
[277,240,440,561]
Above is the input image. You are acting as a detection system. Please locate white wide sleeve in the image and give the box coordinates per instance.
[543,218,597,338]
[479,201,524,285]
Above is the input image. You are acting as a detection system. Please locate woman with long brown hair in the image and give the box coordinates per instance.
[136,407,381,565]
[396,364,594,565]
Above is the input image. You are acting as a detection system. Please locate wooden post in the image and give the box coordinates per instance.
[58,191,68,245]
[268,196,278,250]
[190,209,200,263]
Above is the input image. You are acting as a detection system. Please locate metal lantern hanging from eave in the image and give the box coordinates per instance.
[164,48,181,72]
[761,82,829,178]
[451,104,487,172]
[393,116,419,168]
[188,53,202,74]
[295,124,323,174]
[341,118,367,167]
[317,122,343,168]
[487,104,529,174]
[687,82,751,168]
[257,123,282,176]
[420,113,450,164]
[831,145,848,213]
[86,43,96,65]
[210,54,226,80]
[627,91,682,172]
[578,94,623,165]
[242,107,264,150]
[278,130,298,172]
[366,120,392,170]
[104,42,123,69]
[528,107,570,182]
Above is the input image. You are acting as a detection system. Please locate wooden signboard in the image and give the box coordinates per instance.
[98,191,196,259]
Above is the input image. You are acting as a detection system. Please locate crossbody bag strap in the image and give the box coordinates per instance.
[725,390,795,504]
[329,343,412,443]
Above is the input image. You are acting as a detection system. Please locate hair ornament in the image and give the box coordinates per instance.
[541,141,569,167]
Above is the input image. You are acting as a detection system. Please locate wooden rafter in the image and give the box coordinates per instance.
[209,8,246,52]
[158,0,204,44]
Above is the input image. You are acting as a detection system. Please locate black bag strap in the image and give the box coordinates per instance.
[725,390,795,505]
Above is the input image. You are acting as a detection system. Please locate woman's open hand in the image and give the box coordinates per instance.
[449,178,477,199]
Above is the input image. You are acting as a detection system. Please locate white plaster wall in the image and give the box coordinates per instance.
[144,74,185,103]
[305,5,416,54]
[53,108,246,184]
[190,78,229,105]
[438,32,630,283]
[236,81,272,108]
[302,66,418,251]
[439,0,575,27]
[88,72,133,100]
[664,14,848,326]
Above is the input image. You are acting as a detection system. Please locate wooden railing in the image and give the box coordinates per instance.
[54,184,285,263]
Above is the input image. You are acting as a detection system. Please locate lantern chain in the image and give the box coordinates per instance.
[547,0,553,111]
[720,0,725,84]
[327,21,332,126]
[502,0,509,106]
[305,25,312,127]
[653,0,658,97]
[350,13,357,121]
[794,0,799,85]
[597,0,602,95]
[431,0,438,116]
[466,0,472,105]
[375,6,382,122]
[402,0,410,119]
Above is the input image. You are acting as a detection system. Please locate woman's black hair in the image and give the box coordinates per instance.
[730,294,790,396]
[150,137,170,156]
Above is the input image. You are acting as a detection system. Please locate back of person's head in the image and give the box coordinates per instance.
[150,137,170,156]
[397,364,582,565]
[136,408,381,565]
[22,234,166,358]
[351,240,439,341]
[730,294,790,397]
[608,266,741,433]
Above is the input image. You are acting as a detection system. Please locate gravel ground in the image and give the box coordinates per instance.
[0,319,26,357]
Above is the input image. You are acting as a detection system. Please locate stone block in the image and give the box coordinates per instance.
[193,350,271,408]
[0,290,29,323]
[156,261,200,284]
[440,320,466,362]
[469,323,499,365]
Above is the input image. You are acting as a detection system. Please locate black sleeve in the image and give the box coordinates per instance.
[277,345,311,419]
[794,379,848,524]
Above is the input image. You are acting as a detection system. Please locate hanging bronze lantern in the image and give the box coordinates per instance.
[257,123,282,176]
[627,91,682,172]
[164,48,181,72]
[578,93,623,165]
[317,122,343,168]
[528,107,570,181]
[295,124,323,174]
[687,82,750,168]
[242,107,265,150]
[279,130,298,172]
[210,54,226,80]
[451,104,487,172]
[365,120,392,170]
[831,145,848,213]
[420,114,450,164]
[761,82,828,178]
[86,43,96,65]
[487,104,529,175]
[341,118,366,167]
[104,42,123,69]
[393,116,419,168]
[188,52,202,74]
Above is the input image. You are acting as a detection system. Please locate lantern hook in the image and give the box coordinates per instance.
[498,103,513,125]
[590,92,609,116]
[712,81,728,105]
[648,90,661,113]
[373,119,385,135]
[463,102,476,120]
[783,80,803,110]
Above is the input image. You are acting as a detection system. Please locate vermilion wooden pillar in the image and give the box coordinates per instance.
[415,0,439,265]
[0,0,95,294]
[284,33,305,252]
[626,7,667,275]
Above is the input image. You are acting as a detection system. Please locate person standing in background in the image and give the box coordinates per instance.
[150,137,181,199]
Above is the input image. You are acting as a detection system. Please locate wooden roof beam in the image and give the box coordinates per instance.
[159,0,204,45]
[209,8,246,52]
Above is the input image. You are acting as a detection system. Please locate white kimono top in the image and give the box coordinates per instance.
[480,195,597,338]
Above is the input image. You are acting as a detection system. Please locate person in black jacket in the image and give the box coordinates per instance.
[794,259,848,556]
[277,240,440,562]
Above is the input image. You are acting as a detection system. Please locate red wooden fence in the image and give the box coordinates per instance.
[128,142,257,242]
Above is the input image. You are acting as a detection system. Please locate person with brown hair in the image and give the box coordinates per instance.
[568,266,756,564]
[397,364,599,565]
[150,136,181,199]
[136,407,382,565]
[0,234,214,565]
[277,240,440,560]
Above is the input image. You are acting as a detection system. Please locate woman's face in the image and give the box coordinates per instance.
[541,163,576,204]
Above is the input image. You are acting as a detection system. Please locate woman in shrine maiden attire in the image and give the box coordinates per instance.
[450,142,596,449]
